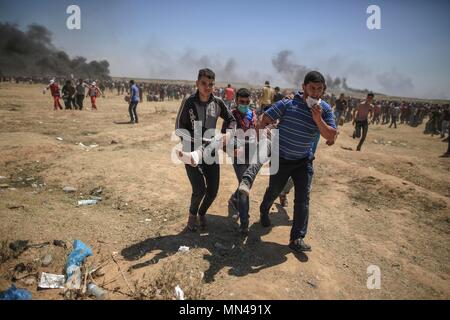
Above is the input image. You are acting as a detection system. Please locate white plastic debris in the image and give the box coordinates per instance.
[65,266,82,290]
[63,186,77,193]
[178,246,190,252]
[175,285,185,300]
[38,272,65,289]
[56,137,63,141]
[77,199,98,206]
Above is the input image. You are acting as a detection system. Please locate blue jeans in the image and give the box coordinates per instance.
[230,163,251,224]
[334,110,341,128]
[260,157,314,241]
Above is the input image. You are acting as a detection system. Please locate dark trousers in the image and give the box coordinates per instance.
[354,120,369,150]
[64,97,75,109]
[230,163,251,223]
[185,164,220,216]
[260,157,314,241]
[389,116,398,128]
[75,95,84,110]
[129,101,138,123]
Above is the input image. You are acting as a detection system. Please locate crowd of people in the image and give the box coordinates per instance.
[1,70,448,255]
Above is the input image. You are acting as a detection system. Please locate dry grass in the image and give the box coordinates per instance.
[134,256,205,300]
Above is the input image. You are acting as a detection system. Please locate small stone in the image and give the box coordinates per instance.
[63,186,77,193]
[53,240,67,248]
[56,137,63,141]
[22,277,36,286]
[93,268,105,277]
[0,184,9,189]
[365,208,371,212]
[111,140,119,144]
[41,254,53,267]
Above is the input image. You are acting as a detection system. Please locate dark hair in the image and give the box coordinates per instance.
[129,80,135,85]
[227,84,231,87]
[274,86,280,91]
[367,92,374,97]
[304,71,326,86]
[303,71,327,92]
[264,80,270,85]
[198,68,215,80]
[236,88,250,99]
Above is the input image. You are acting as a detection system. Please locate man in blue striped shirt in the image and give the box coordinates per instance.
[256,71,337,253]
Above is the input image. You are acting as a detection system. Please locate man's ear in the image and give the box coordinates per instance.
[301,83,306,93]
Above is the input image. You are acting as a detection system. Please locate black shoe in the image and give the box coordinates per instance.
[289,238,312,252]
[228,197,238,220]
[199,215,207,231]
[239,221,249,235]
[279,194,288,207]
[260,213,271,227]
[186,214,198,232]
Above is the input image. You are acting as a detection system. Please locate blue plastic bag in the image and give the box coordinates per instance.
[0,285,32,300]
[65,240,92,278]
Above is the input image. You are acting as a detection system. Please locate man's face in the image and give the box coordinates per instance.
[236,96,250,105]
[196,76,215,97]
[302,82,324,99]
[367,95,374,103]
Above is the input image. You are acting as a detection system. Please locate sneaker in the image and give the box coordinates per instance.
[289,238,312,252]
[238,179,251,196]
[260,213,271,227]
[186,214,198,232]
[279,194,288,207]
[239,221,249,235]
[199,215,207,231]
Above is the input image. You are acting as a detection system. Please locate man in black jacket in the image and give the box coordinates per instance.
[175,68,236,232]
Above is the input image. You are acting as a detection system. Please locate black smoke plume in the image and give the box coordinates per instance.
[0,22,110,79]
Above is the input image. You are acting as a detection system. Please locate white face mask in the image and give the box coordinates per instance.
[306,96,321,108]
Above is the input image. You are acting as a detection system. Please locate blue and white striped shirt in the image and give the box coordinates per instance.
[265,92,335,160]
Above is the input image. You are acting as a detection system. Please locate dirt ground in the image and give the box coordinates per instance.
[0,82,449,300]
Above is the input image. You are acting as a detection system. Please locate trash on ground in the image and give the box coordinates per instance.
[178,246,190,252]
[63,186,77,193]
[65,240,92,290]
[77,199,98,206]
[175,285,185,300]
[87,283,106,300]
[38,273,65,289]
[0,285,32,300]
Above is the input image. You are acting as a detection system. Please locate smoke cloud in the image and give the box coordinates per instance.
[0,23,111,79]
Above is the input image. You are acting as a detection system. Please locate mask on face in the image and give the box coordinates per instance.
[238,104,250,114]
[306,96,321,108]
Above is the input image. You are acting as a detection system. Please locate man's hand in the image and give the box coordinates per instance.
[311,104,323,124]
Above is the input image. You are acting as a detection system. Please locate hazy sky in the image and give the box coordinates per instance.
[1,0,449,99]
